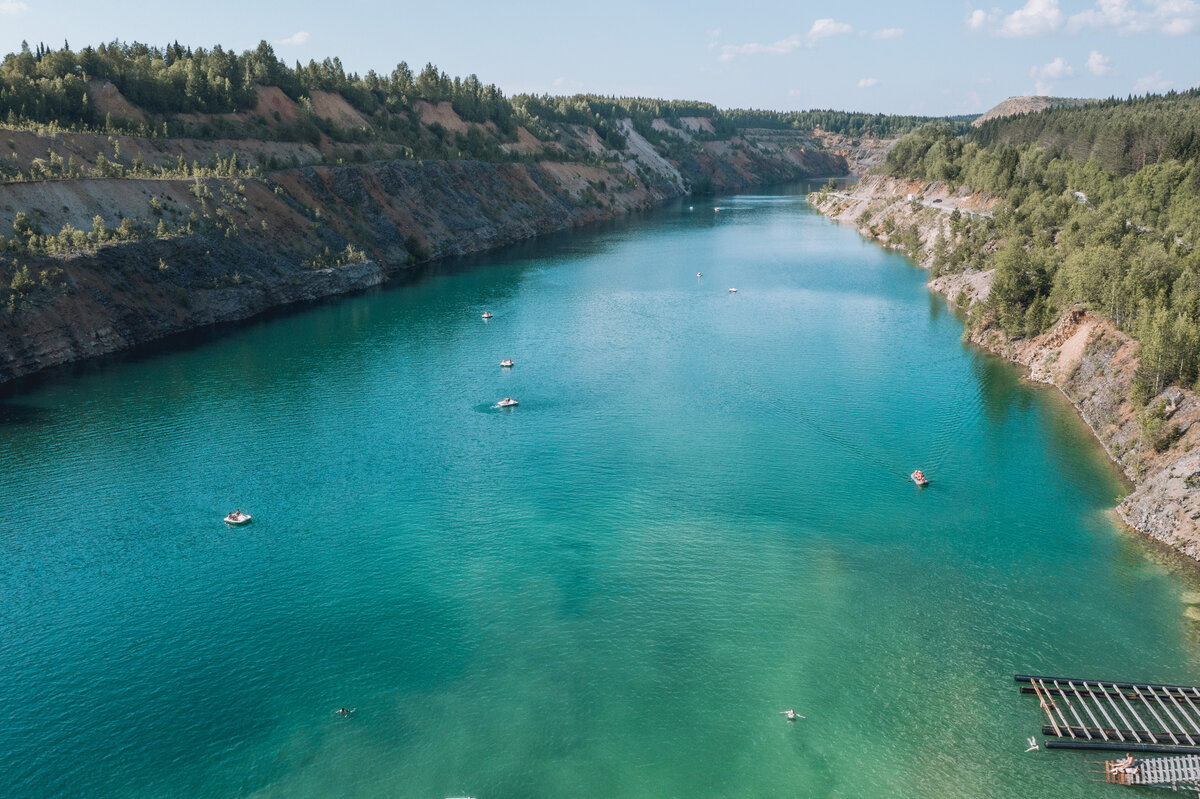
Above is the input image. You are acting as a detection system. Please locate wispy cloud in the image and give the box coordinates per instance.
[1030,56,1073,93]
[870,27,904,38]
[0,1,29,15]
[277,31,310,46]
[1133,70,1172,92]
[1068,0,1199,35]
[809,18,854,40]
[719,18,853,61]
[970,0,1199,36]
[1086,50,1112,74]
[706,28,721,51]
[858,77,879,88]
[720,34,805,61]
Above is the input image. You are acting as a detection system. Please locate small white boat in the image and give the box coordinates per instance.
[224,510,252,525]
[481,311,493,319]
[497,397,518,407]
[697,272,702,277]
[500,359,514,367]
[729,287,737,293]
[910,470,929,487]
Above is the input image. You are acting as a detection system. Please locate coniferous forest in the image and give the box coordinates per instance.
[0,40,938,148]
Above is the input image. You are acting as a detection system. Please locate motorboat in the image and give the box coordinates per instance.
[224,510,252,525]
[729,287,737,293]
[500,359,514,367]
[481,311,493,319]
[497,398,518,407]
[697,272,702,277]
[910,470,929,486]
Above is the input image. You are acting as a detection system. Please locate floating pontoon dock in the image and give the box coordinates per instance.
[1016,674,1200,754]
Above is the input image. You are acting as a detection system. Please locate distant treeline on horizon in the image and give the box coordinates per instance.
[0,39,946,142]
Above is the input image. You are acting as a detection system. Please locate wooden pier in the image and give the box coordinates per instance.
[1101,754,1200,789]
[1016,674,1200,755]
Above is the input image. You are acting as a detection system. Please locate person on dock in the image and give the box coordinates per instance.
[1110,754,1137,775]
[780,709,804,721]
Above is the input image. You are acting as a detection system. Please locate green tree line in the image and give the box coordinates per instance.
[883,91,1200,399]
[2,40,953,150]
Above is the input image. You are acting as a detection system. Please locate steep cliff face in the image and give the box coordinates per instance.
[811,176,1200,562]
[0,133,846,387]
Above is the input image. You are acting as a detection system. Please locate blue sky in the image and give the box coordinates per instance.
[1,0,1198,115]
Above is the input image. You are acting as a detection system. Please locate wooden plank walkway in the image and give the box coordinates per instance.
[1016,675,1200,755]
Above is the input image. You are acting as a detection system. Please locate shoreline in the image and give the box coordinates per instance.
[809,176,1200,564]
[0,133,843,390]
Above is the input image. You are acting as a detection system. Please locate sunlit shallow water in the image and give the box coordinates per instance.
[3,188,1200,798]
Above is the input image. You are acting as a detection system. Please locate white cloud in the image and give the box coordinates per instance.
[1030,56,1073,93]
[968,7,1002,29]
[1000,0,1065,36]
[1157,1,1199,34]
[1086,50,1112,74]
[1066,0,1199,35]
[970,0,1197,35]
[858,77,879,88]
[719,18,853,61]
[871,27,905,38]
[0,1,29,15]
[808,18,854,40]
[1068,0,1141,32]
[1032,56,1074,78]
[720,35,804,60]
[706,28,721,50]
[1133,70,1173,92]
[277,31,310,46]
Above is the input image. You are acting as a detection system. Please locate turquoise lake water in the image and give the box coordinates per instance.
[4,188,1200,797]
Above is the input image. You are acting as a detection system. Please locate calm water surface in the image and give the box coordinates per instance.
[4,188,1200,798]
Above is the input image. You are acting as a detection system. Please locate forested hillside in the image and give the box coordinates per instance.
[0,40,940,155]
[882,89,1200,400]
[3,39,937,385]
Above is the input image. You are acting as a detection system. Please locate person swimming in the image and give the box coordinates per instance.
[336,707,355,717]
[780,709,804,721]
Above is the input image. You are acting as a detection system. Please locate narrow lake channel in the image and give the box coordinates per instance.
[3,186,1198,797]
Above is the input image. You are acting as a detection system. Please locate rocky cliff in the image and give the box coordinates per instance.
[812,175,1200,562]
[0,118,845,388]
